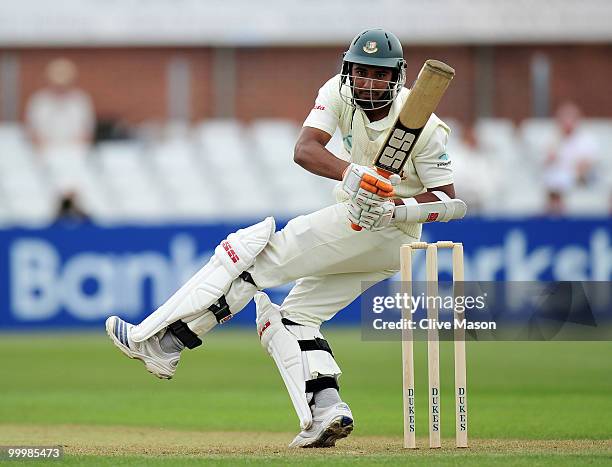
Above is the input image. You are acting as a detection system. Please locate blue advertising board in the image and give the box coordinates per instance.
[0,218,610,330]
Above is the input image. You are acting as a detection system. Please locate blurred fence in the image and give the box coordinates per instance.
[1,217,609,330]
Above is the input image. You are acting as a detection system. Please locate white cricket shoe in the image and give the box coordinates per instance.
[105,316,180,380]
[289,402,354,448]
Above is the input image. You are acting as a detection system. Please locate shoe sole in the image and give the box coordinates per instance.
[105,317,173,380]
[302,415,354,448]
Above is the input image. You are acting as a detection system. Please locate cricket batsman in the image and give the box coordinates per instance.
[106,28,466,448]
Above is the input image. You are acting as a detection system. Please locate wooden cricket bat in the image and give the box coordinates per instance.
[351,59,455,231]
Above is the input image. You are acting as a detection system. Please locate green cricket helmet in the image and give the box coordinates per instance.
[339,28,407,110]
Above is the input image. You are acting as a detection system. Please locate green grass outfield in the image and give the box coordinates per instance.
[0,328,611,465]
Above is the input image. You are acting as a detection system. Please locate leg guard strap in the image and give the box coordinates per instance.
[208,296,232,324]
[282,318,301,326]
[284,317,335,359]
[298,338,334,357]
[305,376,339,394]
[168,320,202,349]
[239,271,258,288]
[208,271,259,324]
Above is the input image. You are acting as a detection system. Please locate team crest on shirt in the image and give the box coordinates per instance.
[363,41,378,54]
[436,153,451,167]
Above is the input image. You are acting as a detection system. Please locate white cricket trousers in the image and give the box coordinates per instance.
[250,202,419,327]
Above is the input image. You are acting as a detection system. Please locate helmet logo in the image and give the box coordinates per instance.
[363,41,378,54]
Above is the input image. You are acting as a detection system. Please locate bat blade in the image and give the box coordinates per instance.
[374,60,455,176]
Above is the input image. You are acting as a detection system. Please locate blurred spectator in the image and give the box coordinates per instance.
[543,102,598,215]
[25,58,95,151]
[25,58,95,204]
[54,191,90,224]
[451,123,497,214]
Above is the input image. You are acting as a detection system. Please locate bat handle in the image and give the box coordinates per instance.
[350,168,393,232]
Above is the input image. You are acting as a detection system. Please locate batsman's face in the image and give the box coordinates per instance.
[351,64,394,101]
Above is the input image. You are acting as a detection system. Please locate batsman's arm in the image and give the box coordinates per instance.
[414,184,455,202]
[295,127,395,217]
[392,184,455,206]
[294,127,394,195]
[393,184,467,223]
[294,126,349,181]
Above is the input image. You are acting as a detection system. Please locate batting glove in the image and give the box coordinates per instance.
[341,163,396,208]
[347,199,396,231]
